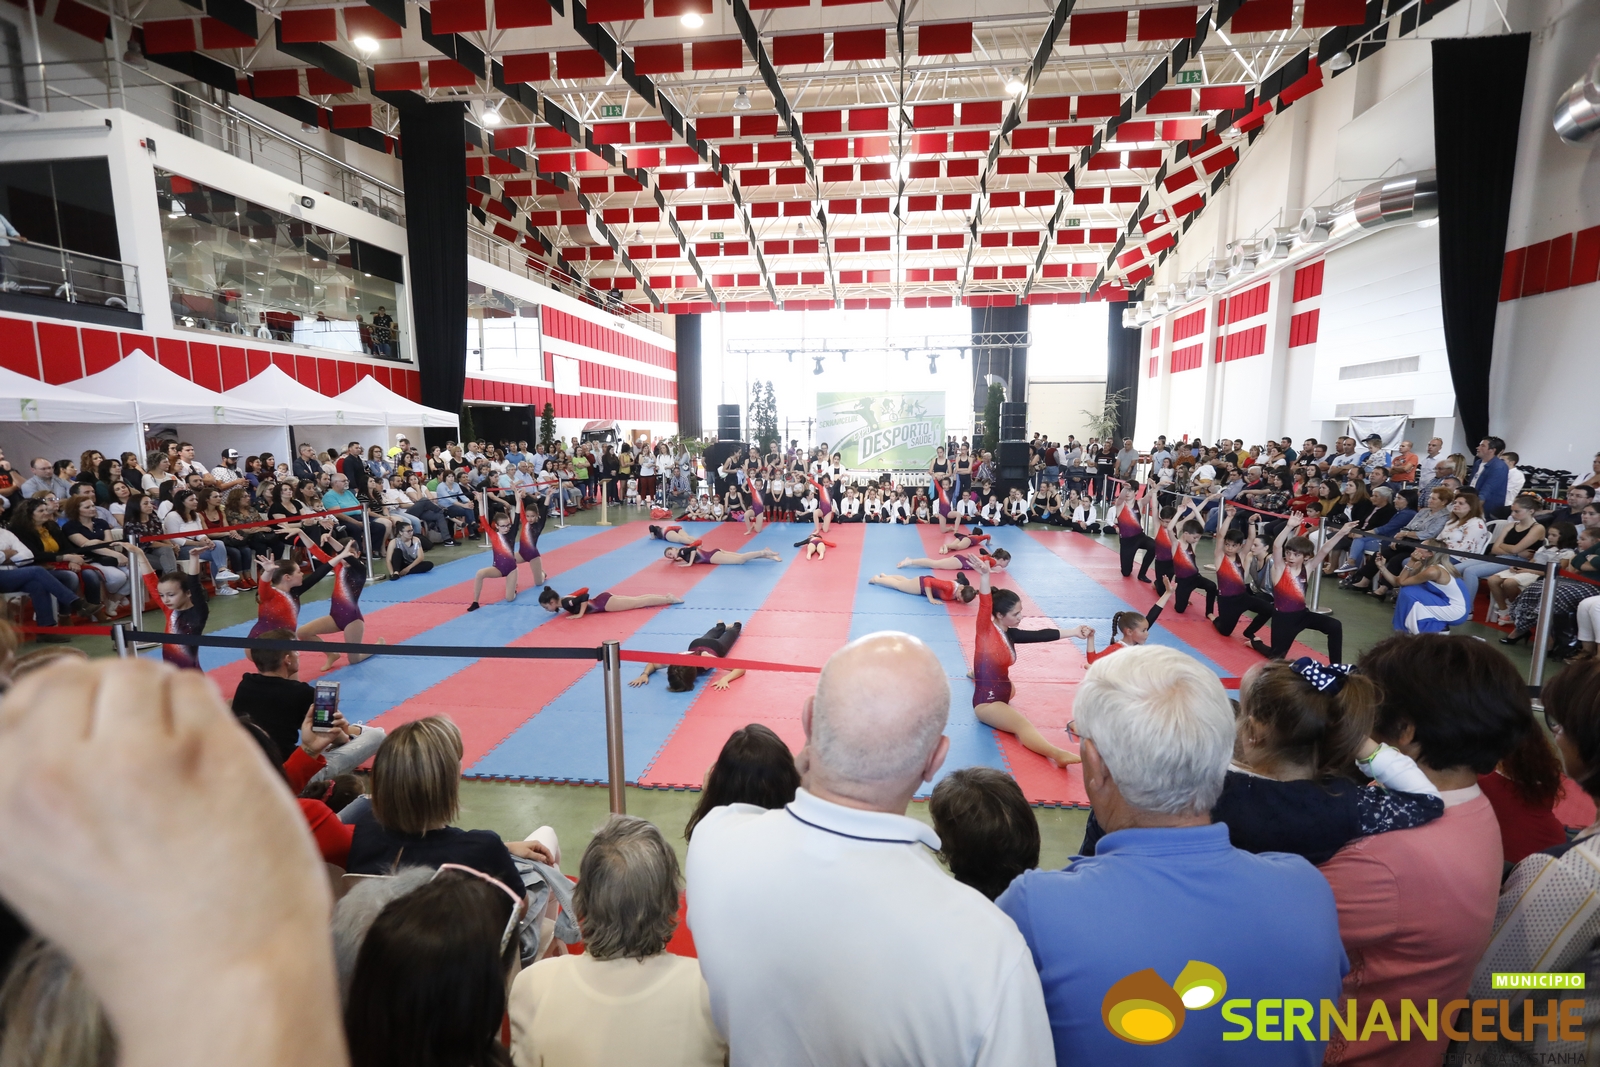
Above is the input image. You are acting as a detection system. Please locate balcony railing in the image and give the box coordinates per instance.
[469,228,664,336]
[0,238,140,313]
[168,282,410,362]
[1,59,405,226]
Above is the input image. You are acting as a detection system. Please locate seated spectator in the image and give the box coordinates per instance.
[1477,725,1566,867]
[686,632,1053,1065]
[345,867,522,1067]
[1319,634,1531,1065]
[682,722,800,842]
[331,867,433,1001]
[1502,517,1600,647]
[7,497,105,612]
[387,523,434,579]
[229,629,383,778]
[59,494,131,609]
[346,716,552,893]
[1335,488,1414,580]
[240,705,364,866]
[1464,658,1600,1064]
[1487,521,1577,626]
[432,470,478,535]
[224,485,284,561]
[998,645,1346,1061]
[929,767,1039,900]
[199,486,257,585]
[1347,485,1453,593]
[161,490,240,594]
[509,816,726,1067]
[1454,493,1545,608]
[0,936,116,1066]
[1384,540,1471,633]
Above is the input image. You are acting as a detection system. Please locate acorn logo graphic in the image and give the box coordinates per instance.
[1101,961,1228,1044]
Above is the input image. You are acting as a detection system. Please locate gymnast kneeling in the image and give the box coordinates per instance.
[538,586,683,617]
[628,620,747,691]
[869,571,978,604]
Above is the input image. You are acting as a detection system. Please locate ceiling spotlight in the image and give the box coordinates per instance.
[786,351,794,362]
[927,354,938,373]
[733,86,752,111]
[812,356,824,375]
[482,105,503,126]
[1221,125,1243,142]
[1326,49,1353,72]
[352,35,379,54]
[1005,69,1025,95]
[681,11,702,26]
[632,228,643,241]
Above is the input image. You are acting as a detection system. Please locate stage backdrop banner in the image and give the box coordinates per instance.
[818,392,945,469]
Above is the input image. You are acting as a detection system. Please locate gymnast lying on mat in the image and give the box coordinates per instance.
[794,531,834,560]
[627,621,747,691]
[970,557,1093,770]
[940,528,993,555]
[538,586,683,617]
[648,524,698,545]
[897,547,1011,571]
[663,543,783,567]
[869,571,978,604]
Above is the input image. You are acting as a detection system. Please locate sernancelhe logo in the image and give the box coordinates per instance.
[1100,968,1588,1045]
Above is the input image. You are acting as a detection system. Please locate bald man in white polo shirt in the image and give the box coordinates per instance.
[686,632,1053,1067]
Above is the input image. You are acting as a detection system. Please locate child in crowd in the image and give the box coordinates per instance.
[929,767,1040,901]
[625,477,639,506]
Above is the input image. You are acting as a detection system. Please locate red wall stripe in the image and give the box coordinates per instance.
[37,323,83,384]
[81,329,121,375]
[0,317,39,378]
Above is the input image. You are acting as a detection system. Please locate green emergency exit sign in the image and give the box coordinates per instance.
[1176,70,1202,84]
[602,104,624,117]
[710,231,725,239]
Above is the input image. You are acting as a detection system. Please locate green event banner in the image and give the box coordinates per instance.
[817,392,946,469]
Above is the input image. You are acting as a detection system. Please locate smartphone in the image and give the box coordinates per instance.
[312,681,340,733]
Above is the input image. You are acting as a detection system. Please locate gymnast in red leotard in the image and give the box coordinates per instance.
[515,489,549,586]
[897,547,1011,571]
[867,571,978,604]
[649,524,698,545]
[468,509,521,612]
[1084,588,1172,663]
[295,531,382,672]
[940,527,992,555]
[537,585,682,617]
[248,530,333,638]
[931,475,957,535]
[793,530,835,560]
[970,557,1091,769]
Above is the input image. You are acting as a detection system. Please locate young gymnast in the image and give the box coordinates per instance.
[970,557,1091,769]
[131,544,207,670]
[537,586,683,617]
[295,531,382,671]
[628,620,747,691]
[1112,484,1158,583]
[1253,514,1356,661]
[1168,500,1217,616]
[868,571,978,604]
[1211,507,1275,641]
[467,507,520,612]
[744,473,767,535]
[648,524,699,545]
[515,489,549,586]
[248,530,333,638]
[1083,588,1174,662]
[663,542,783,567]
[897,546,1011,571]
[1150,504,1177,594]
[806,473,835,533]
[794,530,835,560]
[931,476,957,535]
[940,527,992,554]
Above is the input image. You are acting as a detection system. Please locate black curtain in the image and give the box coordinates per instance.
[970,304,1029,413]
[397,101,468,418]
[675,314,703,437]
[1105,301,1141,441]
[1432,34,1530,446]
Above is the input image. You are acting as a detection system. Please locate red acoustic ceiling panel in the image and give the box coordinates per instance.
[656,0,712,14]
[188,342,221,390]
[218,345,248,388]
[1303,0,1365,25]
[1146,88,1193,114]
[914,103,955,128]
[1229,0,1292,31]
[556,48,607,79]
[849,106,889,131]
[1545,232,1574,292]
[1292,259,1325,301]
[503,52,550,82]
[1076,93,1123,117]
[917,21,971,55]
[1138,4,1197,39]
[771,32,822,64]
[1573,225,1600,287]
[1027,96,1073,123]
[372,61,423,91]
[834,28,885,61]
[80,329,119,375]
[691,39,744,69]
[429,58,479,87]
[587,0,643,20]
[495,0,553,27]
[155,337,190,379]
[1115,121,1156,141]
[306,67,354,94]
[142,18,197,52]
[199,16,254,47]
[252,68,299,97]
[331,103,372,128]
[1288,308,1320,347]
[432,0,488,31]
[696,115,735,138]
[342,6,401,39]
[56,0,110,40]
[1069,10,1126,45]
[1198,85,1248,110]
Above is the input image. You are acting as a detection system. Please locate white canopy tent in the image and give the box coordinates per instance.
[335,375,459,454]
[68,351,287,466]
[221,366,391,466]
[0,365,142,466]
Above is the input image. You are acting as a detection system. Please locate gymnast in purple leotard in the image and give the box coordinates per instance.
[516,489,548,584]
[468,508,522,612]
[662,541,783,567]
[294,531,382,672]
[537,585,682,616]
[744,470,767,536]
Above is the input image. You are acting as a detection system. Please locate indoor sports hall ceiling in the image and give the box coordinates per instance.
[126,0,1459,314]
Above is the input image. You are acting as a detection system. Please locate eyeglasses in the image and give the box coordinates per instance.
[1065,720,1082,743]
[432,863,528,954]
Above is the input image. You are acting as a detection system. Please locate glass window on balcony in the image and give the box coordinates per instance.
[467,282,543,376]
[155,170,409,361]
[0,158,139,315]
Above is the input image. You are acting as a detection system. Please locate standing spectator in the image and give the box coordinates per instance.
[998,645,1346,1063]
[293,443,322,483]
[1467,436,1510,515]
[1114,437,1140,486]
[338,442,368,490]
[1319,634,1529,1066]
[1390,439,1419,489]
[371,306,395,357]
[687,632,1053,1066]
[509,816,727,1067]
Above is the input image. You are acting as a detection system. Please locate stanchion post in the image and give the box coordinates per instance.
[1309,521,1333,614]
[112,623,129,659]
[596,478,612,526]
[362,503,379,580]
[127,537,142,629]
[601,639,626,814]
[1529,558,1561,693]
[480,492,490,546]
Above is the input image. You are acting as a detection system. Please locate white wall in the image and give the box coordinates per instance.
[1027,378,1106,442]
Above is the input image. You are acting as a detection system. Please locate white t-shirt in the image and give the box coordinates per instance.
[687,790,1053,1067]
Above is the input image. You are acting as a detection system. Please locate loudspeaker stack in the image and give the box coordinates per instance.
[716,404,741,442]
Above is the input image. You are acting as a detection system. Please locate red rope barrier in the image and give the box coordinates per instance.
[13,623,116,635]
[133,505,365,542]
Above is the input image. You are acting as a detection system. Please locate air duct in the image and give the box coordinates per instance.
[1204,258,1230,290]
[1228,239,1267,275]
[1267,227,1297,259]
[1555,53,1600,144]
[1298,169,1438,245]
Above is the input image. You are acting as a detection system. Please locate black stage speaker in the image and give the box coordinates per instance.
[997,440,1031,480]
[716,403,741,442]
[999,401,1027,441]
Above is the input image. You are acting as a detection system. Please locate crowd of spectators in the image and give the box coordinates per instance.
[0,628,1595,1067]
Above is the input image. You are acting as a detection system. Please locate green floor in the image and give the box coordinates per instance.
[76,508,1557,877]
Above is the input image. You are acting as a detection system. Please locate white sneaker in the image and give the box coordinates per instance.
[214,584,239,595]
[216,569,241,581]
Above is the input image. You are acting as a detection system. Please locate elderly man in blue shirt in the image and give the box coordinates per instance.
[997,646,1347,1066]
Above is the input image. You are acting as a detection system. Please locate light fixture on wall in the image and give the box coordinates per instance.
[1554,53,1600,143]
[1326,49,1353,72]
[812,356,825,374]
[928,354,939,373]
[733,86,752,111]
[681,11,703,27]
